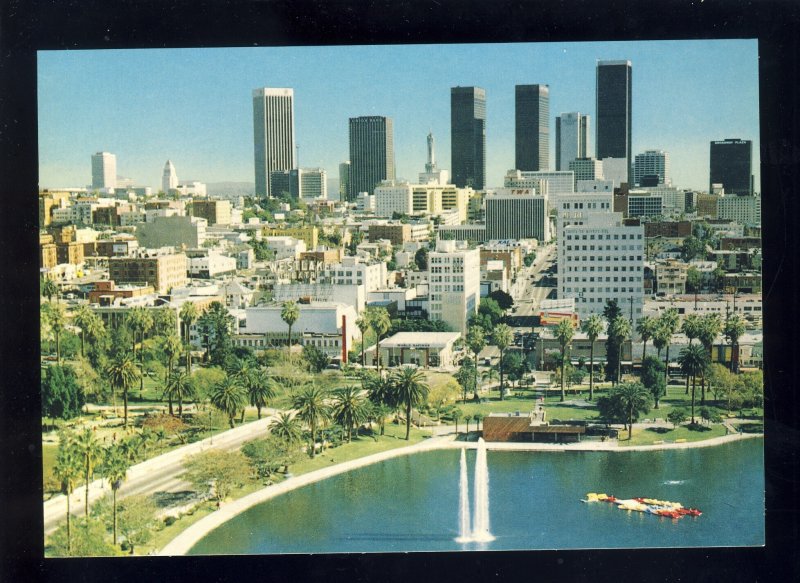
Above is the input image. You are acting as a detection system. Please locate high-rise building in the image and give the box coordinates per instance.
[709,139,753,196]
[162,160,178,194]
[596,60,632,182]
[485,189,549,242]
[348,116,395,201]
[339,161,351,202]
[555,113,589,171]
[569,158,604,187]
[428,239,481,335]
[91,152,117,190]
[633,150,670,186]
[253,88,295,197]
[270,168,328,200]
[515,84,550,171]
[419,132,449,185]
[451,87,486,190]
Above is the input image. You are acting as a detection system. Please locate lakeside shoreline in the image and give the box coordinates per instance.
[157,430,762,556]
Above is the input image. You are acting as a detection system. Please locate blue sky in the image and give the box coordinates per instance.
[38,40,760,192]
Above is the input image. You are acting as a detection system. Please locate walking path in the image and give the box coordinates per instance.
[157,429,761,556]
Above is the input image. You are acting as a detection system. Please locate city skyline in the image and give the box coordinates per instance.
[38,40,760,192]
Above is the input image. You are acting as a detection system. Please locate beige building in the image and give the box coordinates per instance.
[191,199,232,225]
[368,223,411,245]
[109,250,188,294]
[263,225,319,249]
[656,259,688,295]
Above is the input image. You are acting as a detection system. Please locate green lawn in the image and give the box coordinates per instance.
[620,422,728,446]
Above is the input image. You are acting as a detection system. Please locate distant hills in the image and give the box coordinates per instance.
[206,182,255,198]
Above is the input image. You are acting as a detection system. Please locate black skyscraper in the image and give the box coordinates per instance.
[451,87,486,190]
[709,139,753,196]
[515,84,550,171]
[596,60,632,180]
[348,116,395,202]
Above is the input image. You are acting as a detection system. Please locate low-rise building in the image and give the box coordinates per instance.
[191,199,232,226]
[108,248,188,294]
[366,331,462,369]
[655,259,688,295]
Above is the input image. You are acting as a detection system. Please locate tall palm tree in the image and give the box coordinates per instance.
[209,376,247,429]
[355,314,371,367]
[555,319,575,402]
[658,308,680,384]
[292,384,331,458]
[492,323,512,401]
[127,306,154,396]
[163,370,194,419]
[698,313,723,404]
[73,428,103,517]
[42,302,67,365]
[609,316,631,385]
[724,313,746,374]
[160,333,182,383]
[105,353,141,428]
[681,314,703,394]
[368,307,391,372]
[179,301,198,375]
[41,276,59,303]
[101,443,131,546]
[332,385,370,442]
[53,435,81,554]
[582,315,604,401]
[244,368,276,419]
[281,301,300,358]
[615,382,653,440]
[635,315,657,363]
[678,344,708,424]
[72,305,97,358]
[390,366,430,440]
[466,326,486,399]
[268,412,303,446]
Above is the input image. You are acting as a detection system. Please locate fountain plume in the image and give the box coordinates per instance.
[455,438,494,544]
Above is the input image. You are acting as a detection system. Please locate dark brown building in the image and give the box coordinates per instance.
[644,220,692,238]
[483,412,585,443]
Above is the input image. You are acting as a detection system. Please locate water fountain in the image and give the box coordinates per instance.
[455,438,495,544]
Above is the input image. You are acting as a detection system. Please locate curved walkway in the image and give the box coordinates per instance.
[158,430,761,555]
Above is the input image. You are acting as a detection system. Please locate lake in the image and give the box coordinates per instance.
[189,438,764,554]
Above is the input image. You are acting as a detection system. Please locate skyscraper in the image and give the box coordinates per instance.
[162,160,178,194]
[419,131,449,185]
[596,60,632,181]
[339,161,350,202]
[91,152,117,190]
[348,116,395,201]
[451,86,486,190]
[633,150,671,186]
[555,113,589,171]
[253,88,295,197]
[709,139,753,196]
[515,84,549,171]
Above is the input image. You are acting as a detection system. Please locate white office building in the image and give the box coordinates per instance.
[484,188,549,242]
[263,236,307,260]
[717,194,761,225]
[374,180,414,217]
[319,256,387,293]
[91,152,117,190]
[560,211,644,323]
[600,157,629,187]
[569,158,604,187]
[428,239,480,334]
[627,193,663,218]
[634,150,671,186]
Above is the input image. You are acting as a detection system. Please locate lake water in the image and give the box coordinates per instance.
[189,438,764,554]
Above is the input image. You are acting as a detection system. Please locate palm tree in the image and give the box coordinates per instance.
[209,376,247,429]
[41,276,59,303]
[101,443,131,546]
[368,307,391,372]
[268,412,304,446]
[554,319,575,402]
[72,305,99,358]
[724,314,746,374]
[73,428,103,517]
[160,333,182,383]
[53,435,81,554]
[292,384,331,458]
[281,301,300,358]
[42,302,67,365]
[609,316,631,385]
[635,315,657,364]
[355,314,371,366]
[582,315,605,401]
[680,313,702,395]
[244,368,277,419]
[332,385,370,442]
[466,326,486,399]
[179,301,198,375]
[127,306,154,396]
[678,344,708,424]
[492,323,513,401]
[163,370,194,419]
[390,366,430,440]
[616,382,653,440]
[698,313,722,404]
[105,353,140,428]
[658,308,680,384]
